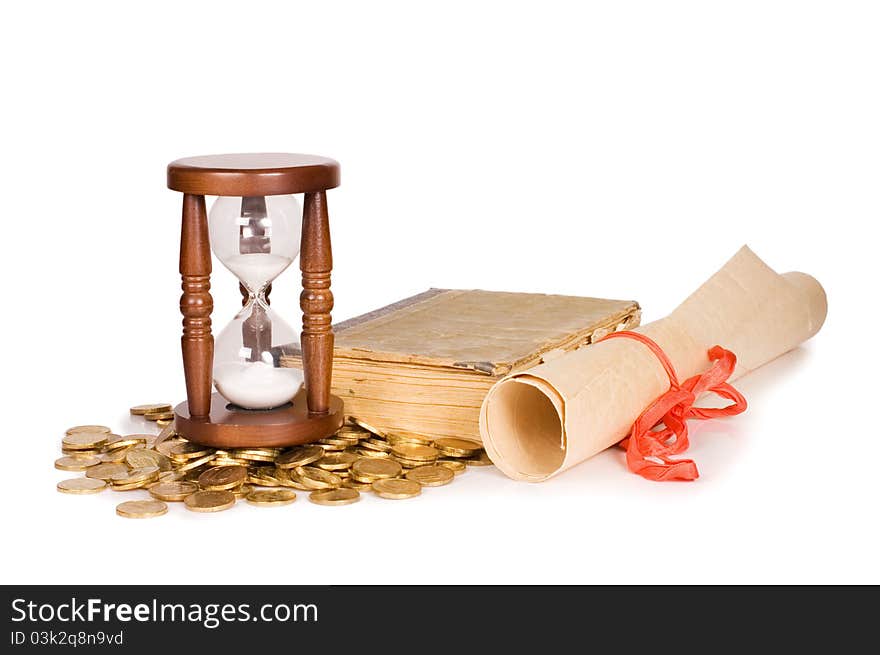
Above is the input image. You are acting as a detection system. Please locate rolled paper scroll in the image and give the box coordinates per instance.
[479,246,827,482]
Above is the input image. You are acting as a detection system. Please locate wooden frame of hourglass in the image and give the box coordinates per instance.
[166,153,344,447]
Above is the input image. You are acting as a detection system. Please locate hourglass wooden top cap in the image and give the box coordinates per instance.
[167,153,340,196]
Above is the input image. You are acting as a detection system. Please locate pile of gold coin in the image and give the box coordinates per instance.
[55,407,493,518]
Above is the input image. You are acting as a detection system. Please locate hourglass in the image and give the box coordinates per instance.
[167,153,344,447]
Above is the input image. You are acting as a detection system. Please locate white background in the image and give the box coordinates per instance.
[1,1,877,584]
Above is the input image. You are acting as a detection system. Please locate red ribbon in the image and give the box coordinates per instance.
[599,331,747,481]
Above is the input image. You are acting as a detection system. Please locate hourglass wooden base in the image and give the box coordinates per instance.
[174,391,344,448]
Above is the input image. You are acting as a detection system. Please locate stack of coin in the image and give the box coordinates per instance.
[389,443,440,468]
[130,403,173,417]
[130,404,175,429]
[61,426,112,458]
[54,412,494,517]
[354,438,392,458]
[230,447,280,463]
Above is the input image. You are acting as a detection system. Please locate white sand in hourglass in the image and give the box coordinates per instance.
[223,253,293,292]
[214,361,304,409]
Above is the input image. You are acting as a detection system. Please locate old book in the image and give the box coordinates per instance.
[280,289,641,441]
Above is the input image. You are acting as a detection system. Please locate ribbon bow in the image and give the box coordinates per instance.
[599,331,747,481]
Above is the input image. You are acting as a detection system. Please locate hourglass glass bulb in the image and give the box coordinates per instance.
[209,194,304,409]
[209,194,302,292]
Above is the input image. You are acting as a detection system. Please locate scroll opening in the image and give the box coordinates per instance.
[486,378,565,479]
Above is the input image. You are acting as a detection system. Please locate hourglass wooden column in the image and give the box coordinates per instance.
[167,153,344,448]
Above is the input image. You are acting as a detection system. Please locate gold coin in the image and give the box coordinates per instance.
[61,447,101,457]
[315,442,346,452]
[110,480,150,491]
[319,435,355,447]
[238,453,280,462]
[125,433,160,447]
[130,403,173,416]
[198,465,247,491]
[466,451,493,466]
[125,449,172,471]
[144,411,174,422]
[334,440,365,450]
[211,457,249,467]
[391,456,432,469]
[438,458,467,474]
[337,422,365,430]
[358,439,392,453]
[231,448,279,463]
[231,484,253,498]
[169,442,212,460]
[372,478,421,499]
[248,472,280,487]
[155,419,172,428]
[54,455,100,471]
[104,437,147,452]
[405,465,455,487]
[65,425,112,436]
[331,439,361,450]
[334,432,363,442]
[102,433,124,447]
[62,432,108,450]
[350,457,402,482]
[274,469,310,490]
[386,431,434,446]
[315,452,358,471]
[57,478,107,494]
[116,500,168,519]
[291,466,342,490]
[149,481,198,502]
[156,470,186,483]
[233,452,276,462]
[275,445,325,469]
[433,437,482,458]
[85,462,129,481]
[155,438,186,458]
[348,416,386,437]
[309,488,361,506]
[184,490,236,513]
[98,448,132,463]
[335,428,368,441]
[351,447,390,459]
[341,478,373,491]
[249,464,281,478]
[245,488,297,507]
[153,424,177,448]
[390,443,439,462]
[111,466,160,485]
[175,453,216,473]
[182,467,208,482]
[233,447,280,456]
[231,448,279,457]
